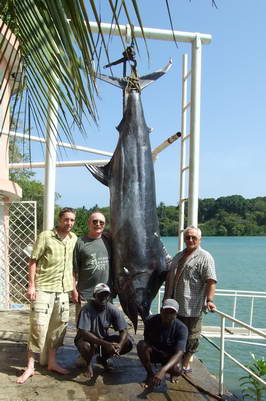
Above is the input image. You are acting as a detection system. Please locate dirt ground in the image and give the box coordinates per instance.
[0,305,237,401]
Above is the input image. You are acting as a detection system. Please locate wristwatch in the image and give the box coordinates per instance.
[207,299,213,303]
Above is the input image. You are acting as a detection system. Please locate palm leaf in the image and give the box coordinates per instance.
[0,0,147,142]
[1,0,216,143]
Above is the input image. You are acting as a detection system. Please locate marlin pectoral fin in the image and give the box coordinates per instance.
[85,163,110,187]
[96,73,127,90]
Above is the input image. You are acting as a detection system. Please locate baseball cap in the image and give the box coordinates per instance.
[162,299,179,313]
[93,283,111,296]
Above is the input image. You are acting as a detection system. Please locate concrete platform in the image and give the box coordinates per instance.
[0,307,239,401]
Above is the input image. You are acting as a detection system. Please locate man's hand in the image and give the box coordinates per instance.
[207,301,216,312]
[103,342,120,356]
[27,285,36,301]
[71,288,79,304]
[152,368,166,386]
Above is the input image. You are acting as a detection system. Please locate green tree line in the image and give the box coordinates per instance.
[9,150,266,237]
[69,195,266,237]
[158,195,266,236]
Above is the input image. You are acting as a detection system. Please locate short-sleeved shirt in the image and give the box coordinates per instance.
[171,247,217,317]
[31,229,77,292]
[144,314,188,354]
[73,236,111,300]
[76,301,127,339]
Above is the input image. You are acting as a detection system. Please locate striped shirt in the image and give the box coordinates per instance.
[171,247,217,317]
[31,229,77,292]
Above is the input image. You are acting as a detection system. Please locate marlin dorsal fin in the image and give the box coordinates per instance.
[85,163,110,187]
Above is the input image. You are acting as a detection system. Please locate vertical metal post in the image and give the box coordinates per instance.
[188,35,202,226]
[178,54,188,251]
[43,86,58,230]
[232,292,237,328]
[249,296,255,335]
[219,315,225,395]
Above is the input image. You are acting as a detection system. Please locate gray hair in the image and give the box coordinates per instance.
[184,225,202,239]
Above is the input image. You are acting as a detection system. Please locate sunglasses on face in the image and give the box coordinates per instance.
[92,219,105,226]
[185,235,199,241]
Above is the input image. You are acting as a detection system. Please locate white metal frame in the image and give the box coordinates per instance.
[6,22,212,231]
[157,286,266,395]
[215,309,266,395]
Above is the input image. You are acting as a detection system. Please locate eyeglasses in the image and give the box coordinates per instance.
[92,219,105,226]
[185,235,199,241]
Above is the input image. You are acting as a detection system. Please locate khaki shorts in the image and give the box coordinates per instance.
[177,315,202,355]
[28,290,69,353]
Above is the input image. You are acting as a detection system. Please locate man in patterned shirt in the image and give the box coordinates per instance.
[17,207,77,384]
[164,225,217,373]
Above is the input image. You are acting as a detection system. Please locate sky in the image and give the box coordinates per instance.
[28,1,266,209]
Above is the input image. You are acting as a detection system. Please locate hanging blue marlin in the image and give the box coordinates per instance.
[86,60,172,331]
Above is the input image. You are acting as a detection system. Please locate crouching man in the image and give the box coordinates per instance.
[137,299,188,389]
[74,283,133,379]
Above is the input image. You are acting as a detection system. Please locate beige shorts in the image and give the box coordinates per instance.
[28,290,69,353]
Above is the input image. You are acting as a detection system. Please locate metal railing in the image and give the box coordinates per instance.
[155,287,266,395]
[156,287,266,323]
[214,289,266,329]
[214,309,266,395]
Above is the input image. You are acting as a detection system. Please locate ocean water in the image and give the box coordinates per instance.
[161,236,266,397]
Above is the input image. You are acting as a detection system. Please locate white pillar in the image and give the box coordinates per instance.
[188,35,202,227]
[43,87,58,230]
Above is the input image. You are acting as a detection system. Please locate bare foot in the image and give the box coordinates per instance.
[170,364,182,382]
[141,374,154,389]
[16,367,35,384]
[170,374,181,383]
[48,363,70,375]
[84,365,93,380]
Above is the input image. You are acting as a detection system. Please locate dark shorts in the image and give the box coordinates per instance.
[75,334,133,359]
[149,346,173,365]
[177,315,202,355]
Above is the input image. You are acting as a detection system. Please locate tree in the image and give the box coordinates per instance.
[9,137,59,232]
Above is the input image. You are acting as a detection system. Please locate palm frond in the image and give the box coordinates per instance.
[1,0,217,143]
[0,0,146,142]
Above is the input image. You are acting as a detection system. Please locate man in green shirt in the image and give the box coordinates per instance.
[17,207,77,384]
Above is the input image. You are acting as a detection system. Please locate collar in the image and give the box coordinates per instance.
[52,228,74,240]
[180,246,201,261]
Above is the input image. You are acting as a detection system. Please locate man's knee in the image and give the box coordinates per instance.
[137,340,150,355]
[120,337,133,355]
[75,338,94,355]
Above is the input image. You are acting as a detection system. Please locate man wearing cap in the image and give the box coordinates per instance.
[72,211,112,320]
[74,283,133,379]
[137,299,188,388]
[164,225,217,373]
